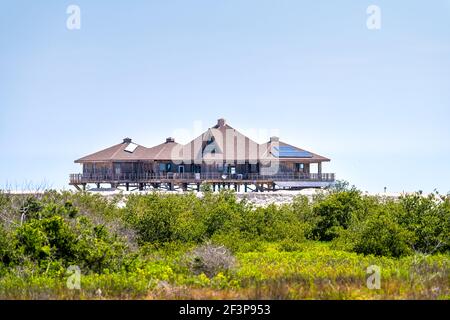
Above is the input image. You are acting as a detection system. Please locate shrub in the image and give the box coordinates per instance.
[200,190,249,238]
[332,192,450,257]
[398,193,450,254]
[252,204,307,242]
[15,215,77,261]
[11,199,129,273]
[125,192,204,243]
[186,243,236,278]
[326,179,352,193]
[332,194,450,258]
[125,190,252,244]
[312,190,364,240]
[19,196,43,222]
[291,195,318,239]
[337,210,415,257]
[0,226,15,267]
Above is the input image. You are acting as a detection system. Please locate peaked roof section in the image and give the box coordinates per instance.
[181,121,263,162]
[75,139,149,163]
[144,138,183,161]
[75,119,331,163]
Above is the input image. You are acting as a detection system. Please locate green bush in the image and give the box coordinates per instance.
[398,193,450,254]
[0,226,15,267]
[125,190,311,247]
[125,190,252,243]
[247,204,307,242]
[0,188,449,299]
[291,195,319,239]
[201,190,246,238]
[15,215,77,261]
[1,188,448,280]
[312,189,364,240]
[9,199,130,273]
[334,193,450,257]
[335,205,415,257]
[125,192,204,243]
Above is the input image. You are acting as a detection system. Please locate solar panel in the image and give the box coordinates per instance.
[272,146,312,158]
[124,143,138,153]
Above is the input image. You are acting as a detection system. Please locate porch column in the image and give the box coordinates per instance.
[318,162,322,179]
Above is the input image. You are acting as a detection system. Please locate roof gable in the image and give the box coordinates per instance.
[75,119,331,163]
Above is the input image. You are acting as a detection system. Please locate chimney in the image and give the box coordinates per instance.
[270,136,279,143]
[217,118,226,127]
[123,138,132,144]
[166,137,175,143]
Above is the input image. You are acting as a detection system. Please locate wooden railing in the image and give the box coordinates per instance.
[70,172,335,184]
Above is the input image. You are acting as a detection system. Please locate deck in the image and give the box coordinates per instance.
[69,172,335,191]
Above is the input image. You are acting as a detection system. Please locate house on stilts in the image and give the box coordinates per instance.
[70,118,335,191]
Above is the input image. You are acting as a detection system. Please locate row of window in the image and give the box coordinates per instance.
[85,162,308,175]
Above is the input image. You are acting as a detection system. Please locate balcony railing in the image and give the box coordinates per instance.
[70,172,335,184]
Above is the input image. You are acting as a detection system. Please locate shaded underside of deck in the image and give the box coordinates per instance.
[69,178,334,192]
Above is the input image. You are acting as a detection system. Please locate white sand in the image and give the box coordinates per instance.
[84,188,411,207]
[3,188,420,207]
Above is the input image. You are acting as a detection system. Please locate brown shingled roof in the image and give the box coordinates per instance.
[180,123,263,163]
[74,139,149,163]
[143,139,183,161]
[75,119,331,163]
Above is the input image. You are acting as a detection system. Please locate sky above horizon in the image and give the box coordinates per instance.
[1,1,449,193]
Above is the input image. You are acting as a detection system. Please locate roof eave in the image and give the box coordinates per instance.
[273,157,331,162]
[74,159,113,163]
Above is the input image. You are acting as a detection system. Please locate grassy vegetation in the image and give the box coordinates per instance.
[0,186,448,299]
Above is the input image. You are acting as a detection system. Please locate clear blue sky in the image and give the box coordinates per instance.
[1,1,449,193]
